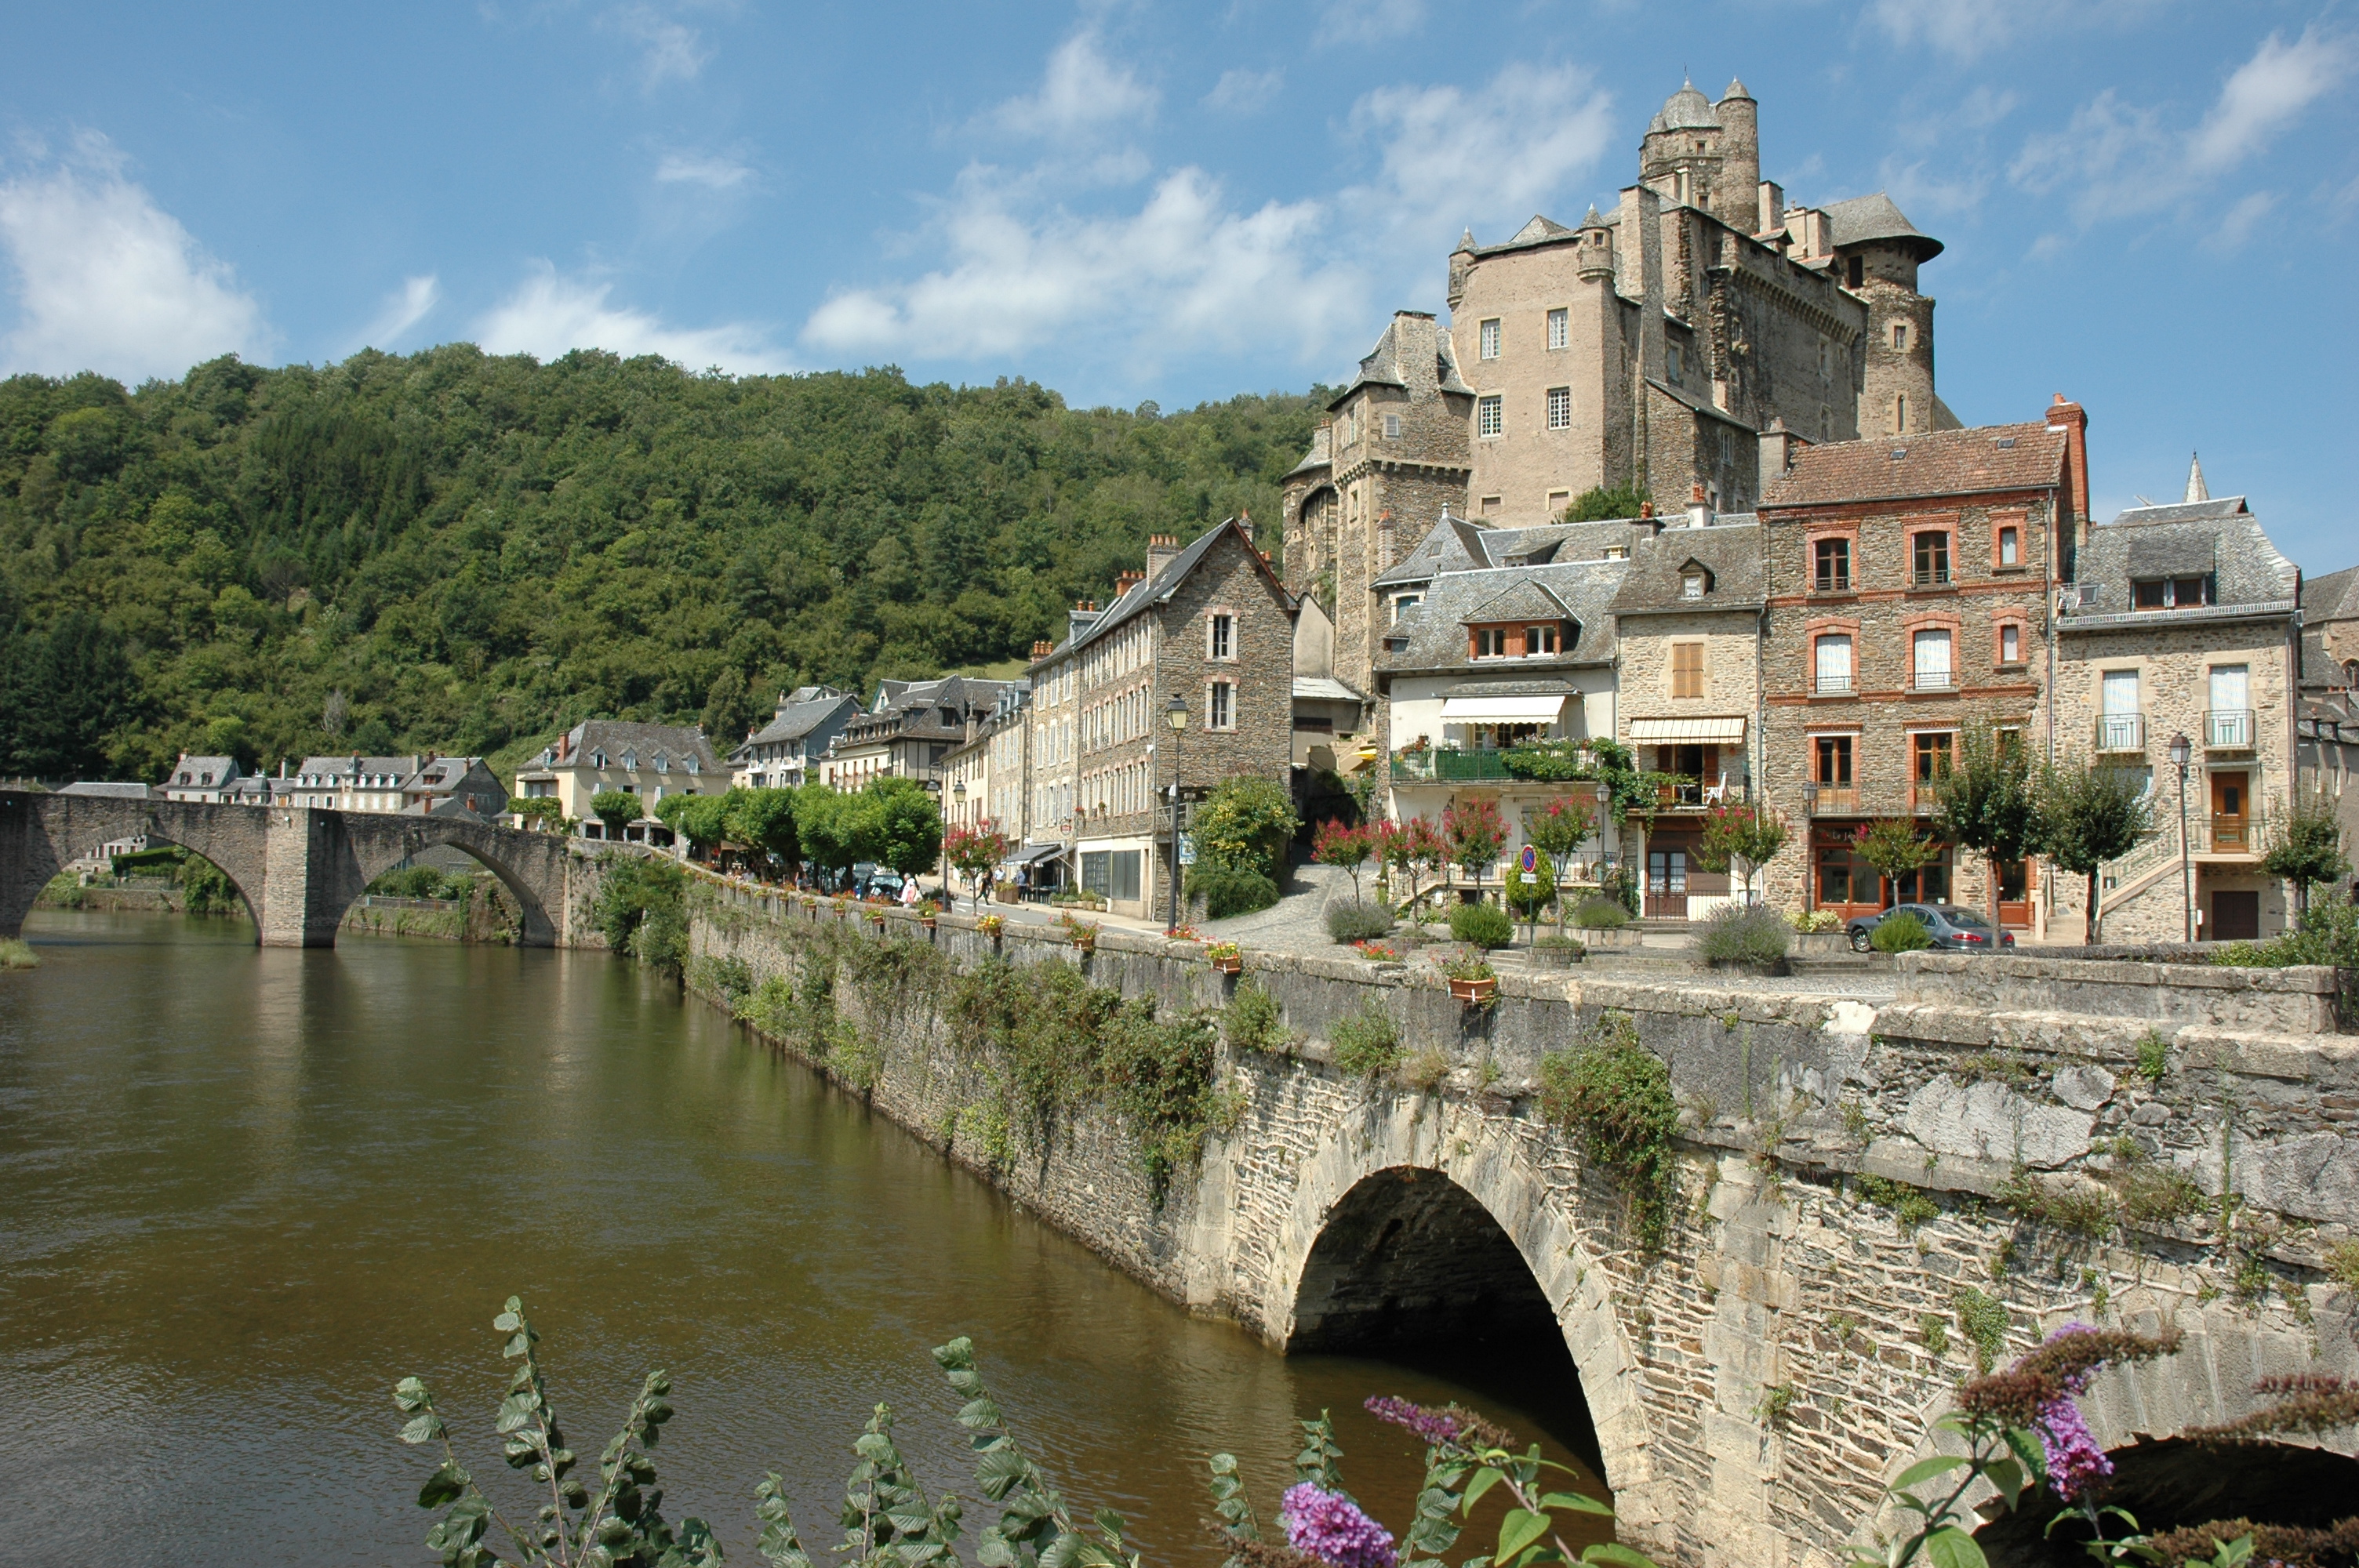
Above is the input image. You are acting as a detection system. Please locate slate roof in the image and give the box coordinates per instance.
[1470,214,1582,259]
[1375,558,1629,674]
[1822,193,1943,260]
[2059,497,2299,628]
[1284,422,1332,479]
[167,755,238,786]
[1761,423,2066,510]
[1372,512,1648,588]
[1648,81,1719,133]
[556,721,722,773]
[58,780,155,799]
[294,755,423,781]
[2303,564,2359,625]
[1608,517,1765,613]
[1332,313,1474,404]
[745,690,860,746]
[1034,518,1292,666]
[1465,579,1574,624]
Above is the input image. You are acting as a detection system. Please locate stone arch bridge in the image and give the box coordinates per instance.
[692,896,2359,1568]
[0,789,612,946]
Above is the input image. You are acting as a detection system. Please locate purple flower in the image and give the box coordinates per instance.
[1281,1483,1398,1568]
[1365,1396,1467,1447]
[2034,1324,2114,1501]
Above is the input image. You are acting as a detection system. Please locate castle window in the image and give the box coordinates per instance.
[1893,394,1910,433]
[1383,412,1400,440]
[1818,337,1831,379]
[1547,307,1568,350]
[1478,396,1503,438]
[1547,488,1570,513]
[1478,318,1501,360]
[1666,344,1684,384]
[1846,255,1863,288]
[1892,323,1908,350]
[1546,387,1571,429]
[1814,537,1851,593]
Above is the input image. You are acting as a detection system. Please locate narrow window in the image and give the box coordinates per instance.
[1892,322,1908,350]
[1478,318,1501,359]
[1478,395,1503,437]
[1383,412,1400,440]
[1818,336,1830,379]
[1546,386,1572,430]
[1998,524,2019,565]
[2000,622,2022,664]
[1671,642,1705,698]
[1547,307,1568,350]
[1913,532,1950,586]
[1846,255,1863,289]
[1814,537,1851,592]
[1207,681,1234,731]
[1666,343,1684,384]
[1912,628,1954,689]
[1525,624,1558,655]
[1208,613,1234,660]
[1815,634,1853,694]
[1894,393,1909,433]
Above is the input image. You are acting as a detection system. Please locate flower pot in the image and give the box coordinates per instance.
[920,916,937,931]
[1211,954,1243,975]
[1449,977,1497,1004]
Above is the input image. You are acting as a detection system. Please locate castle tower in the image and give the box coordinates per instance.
[1714,80,1759,233]
[1638,79,1724,216]
[1826,194,1943,437]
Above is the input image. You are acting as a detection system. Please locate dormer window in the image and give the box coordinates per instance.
[2132,575,2213,610]
[1525,624,1559,655]
[1474,628,1510,659]
[620,750,637,770]
[684,755,699,775]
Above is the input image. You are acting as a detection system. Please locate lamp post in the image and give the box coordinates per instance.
[1165,693,1190,934]
[951,780,969,908]
[2168,731,2194,944]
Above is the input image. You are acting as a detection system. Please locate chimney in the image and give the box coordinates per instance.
[1686,482,1713,529]
[1236,510,1254,545]
[1030,639,1052,661]
[1145,533,1180,579]
[1757,416,1806,485]
[1114,570,1144,596]
[2045,394,2090,529]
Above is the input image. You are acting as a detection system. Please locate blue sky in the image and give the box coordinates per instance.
[3,1,2354,569]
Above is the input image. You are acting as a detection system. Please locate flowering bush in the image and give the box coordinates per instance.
[1351,940,1401,962]
[1281,1483,1397,1568]
[1313,818,1376,902]
[976,913,1005,938]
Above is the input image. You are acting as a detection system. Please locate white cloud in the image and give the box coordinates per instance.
[2201,189,2279,254]
[477,263,790,372]
[354,274,439,350]
[993,32,1158,140]
[2011,27,2354,230]
[605,4,711,89]
[1317,0,1426,45]
[656,152,754,189]
[1347,63,1615,244]
[1205,66,1284,116]
[0,134,267,381]
[1866,0,2160,61]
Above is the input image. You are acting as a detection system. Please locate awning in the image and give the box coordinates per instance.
[1440,694,1569,723]
[1007,843,1064,866]
[1628,717,1747,743]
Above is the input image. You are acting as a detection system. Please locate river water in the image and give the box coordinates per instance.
[0,912,1607,1567]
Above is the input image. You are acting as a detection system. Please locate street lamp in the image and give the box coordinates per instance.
[1165,693,1190,934]
[2168,731,2194,944]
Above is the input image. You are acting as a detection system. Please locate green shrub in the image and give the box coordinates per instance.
[1536,1012,1680,1250]
[592,853,686,969]
[1570,897,1630,929]
[1328,1003,1403,1079]
[1397,1047,1451,1094]
[179,854,244,915]
[2135,1028,2170,1081]
[1324,900,1394,944]
[1693,904,1791,966]
[1787,909,1842,933]
[368,864,463,900]
[1448,902,1515,948]
[1220,981,1296,1056]
[1952,1286,2010,1373]
[1189,862,1279,919]
[1870,912,1934,953]
[1855,1174,1940,1233]
[0,938,38,971]
[1534,934,1587,957]
[2119,1163,2205,1227]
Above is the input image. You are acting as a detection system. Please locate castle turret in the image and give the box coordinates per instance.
[1446,229,1475,314]
[1639,79,1722,215]
[1714,80,1758,233]
[1823,193,1943,437]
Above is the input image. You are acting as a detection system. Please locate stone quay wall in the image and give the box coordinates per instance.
[686,887,2358,1568]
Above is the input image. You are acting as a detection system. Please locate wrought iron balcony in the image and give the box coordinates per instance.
[2093,713,2147,752]
[1912,670,1957,691]
[2203,709,2255,750]
[1814,673,1854,695]
[1390,746,1519,782]
[1652,776,1754,809]
[1802,782,1860,815]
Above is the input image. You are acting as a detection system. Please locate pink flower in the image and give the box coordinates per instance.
[1280,1483,1397,1568]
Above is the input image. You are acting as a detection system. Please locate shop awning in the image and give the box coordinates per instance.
[1439,693,1570,723]
[1628,717,1747,743]
[1007,843,1064,866]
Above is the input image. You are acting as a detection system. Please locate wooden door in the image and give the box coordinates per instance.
[1997,857,2034,929]
[1645,848,1688,917]
[2209,771,2249,852]
[2208,889,2259,941]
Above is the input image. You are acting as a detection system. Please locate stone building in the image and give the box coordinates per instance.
[729,686,862,790]
[511,721,725,838]
[286,755,427,814]
[1285,76,1950,705]
[2052,476,2303,942]
[938,681,1031,848]
[1607,504,1766,918]
[1024,518,1297,920]
[162,754,245,804]
[2298,563,2359,906]
[1757,402,2083,926]
[817,676,1016,794]
[400,756,509,822]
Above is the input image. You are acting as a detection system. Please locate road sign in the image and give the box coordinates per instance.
[1178,833,1196,866]
[1521,844,1538,873]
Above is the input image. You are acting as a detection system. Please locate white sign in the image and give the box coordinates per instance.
[1178,833,1196,866]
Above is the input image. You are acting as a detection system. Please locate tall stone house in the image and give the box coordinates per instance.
[285,756,431,813]
[1286,76,1951,706]
[729,686,862,790]
[816,676,1016,794]
[2052,478,2303,942]
[938,681,1031,850]
[1023,518,1297,920]
[1757,402,2083,927]
[1608,509,1766,917]
[511,721,725,838]
[2298,563,2359,906]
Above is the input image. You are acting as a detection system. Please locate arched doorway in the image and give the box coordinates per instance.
[1285,1165,1605,1476]
[1972,1437,2359,1565]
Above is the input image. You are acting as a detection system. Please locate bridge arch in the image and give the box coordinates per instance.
[338,819,564,948]
[1,794,271,938]
[1263,1098,1666,1540]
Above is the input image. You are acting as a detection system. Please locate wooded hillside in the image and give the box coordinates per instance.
[0,349,1321,782]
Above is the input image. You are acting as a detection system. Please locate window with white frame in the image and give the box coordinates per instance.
[1478,318,1500,359]
[1912,628,1954,688]
[1546,387,1571,429]
[1815,633,1853,693]
[1206,681,1234,731]
[1208,613,1234,660]
[1547,307,1568,350]
[1525,624,1558,655]
[1478,395,1503,437]
[1383,412,1400,440]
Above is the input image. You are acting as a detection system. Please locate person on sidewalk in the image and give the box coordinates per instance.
[899,875,921,909]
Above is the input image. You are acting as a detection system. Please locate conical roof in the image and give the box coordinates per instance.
[1648,78,1720,134]
[2185,452,2209,503]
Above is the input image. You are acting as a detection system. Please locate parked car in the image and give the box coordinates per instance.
[1847,903,2017,953]
[850,866,905,901]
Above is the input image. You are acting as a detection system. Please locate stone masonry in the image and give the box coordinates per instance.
[690,893,2359,1568]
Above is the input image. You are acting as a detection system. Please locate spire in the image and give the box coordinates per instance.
[2184,452,2208,503]
[1455,227,1475,252]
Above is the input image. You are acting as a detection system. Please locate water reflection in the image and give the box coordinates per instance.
[0,912,1609,1566]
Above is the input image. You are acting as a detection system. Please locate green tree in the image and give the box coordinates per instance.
[795,784,861,887]
[1441,796,1509,898]
[702,666,756,746]
[590,789,642,837]
[0,610,140,779]
[1852,819,1936,906]
[1190,775,1299,880]
[1693,801,1790,904]
[724,786,799,871]
[2260,791,2350,916]
[1932,727,2040,925]
[1524,794,1596,935]
[2037,759,2154,944]
[655,790,732,855]
[861,776,944,878]
[1561,482,1652,522]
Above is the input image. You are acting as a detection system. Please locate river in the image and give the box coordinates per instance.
[0,912,1607,1567]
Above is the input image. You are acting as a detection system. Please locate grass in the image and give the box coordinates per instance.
[1328,1003,1404,1080]
[1954,1286,2011,1373]
[1855,1174,1940,1233]
[0,938,38,971]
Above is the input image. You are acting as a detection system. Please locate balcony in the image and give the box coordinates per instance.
[1802,782,1860,816]
[1652,776,1754,810]
[2210,814,2252,853]
[1814,673,1854,696]
[1911,568,1952,589]
[1912,670,1957,692]
[1390,746,1519,782]
[2093,713,2147,753]
[2204,709,2255,750]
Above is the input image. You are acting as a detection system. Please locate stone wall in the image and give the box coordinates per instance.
[688,891,2358,1568]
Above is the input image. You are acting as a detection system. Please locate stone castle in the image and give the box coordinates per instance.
[1284,78,1951,695]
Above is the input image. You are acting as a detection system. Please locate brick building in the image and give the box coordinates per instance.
[1757,402,2082,925]
[1024,519,1298,920]
[2052,477,2302,942]
[1608,505,1766,918]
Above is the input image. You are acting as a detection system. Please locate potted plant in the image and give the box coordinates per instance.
[830,895,849,920]
[1205,940,1244,975]
[1058,912,1100,953]
[917,898,941,931]
[1444,946,1498,1004]
[977,912,1005,940]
